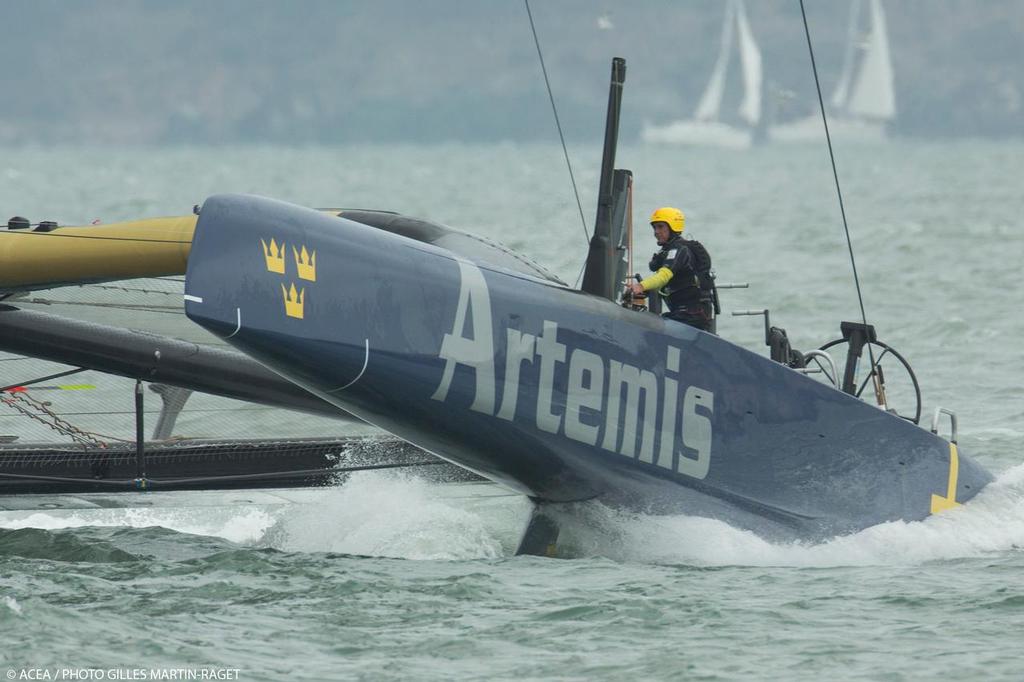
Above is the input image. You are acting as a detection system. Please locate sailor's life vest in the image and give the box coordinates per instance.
[648,236,717,312]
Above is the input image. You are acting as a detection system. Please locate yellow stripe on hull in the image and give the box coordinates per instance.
[930,442,963,514]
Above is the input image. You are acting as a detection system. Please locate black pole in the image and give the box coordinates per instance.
[596,57,627,227]
[134,379,147,485]
[839,321,876,396]
[581,57,627,300]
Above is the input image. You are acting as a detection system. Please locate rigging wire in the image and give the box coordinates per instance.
[798,0,880,391]
[0,231,191,244]
[524,0,590,244]
[18,298,185,314]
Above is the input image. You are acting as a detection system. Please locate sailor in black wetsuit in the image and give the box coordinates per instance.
[627,207,717,334]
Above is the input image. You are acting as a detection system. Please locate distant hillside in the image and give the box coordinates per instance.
[1,0,1021,144]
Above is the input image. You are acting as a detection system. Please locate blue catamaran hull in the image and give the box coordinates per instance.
[183,194,991,542]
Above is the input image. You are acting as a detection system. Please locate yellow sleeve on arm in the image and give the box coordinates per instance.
[640,267,673,291]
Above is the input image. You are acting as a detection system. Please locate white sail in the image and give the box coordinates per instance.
[846,0,895,120]
[734,0,762,126]
[642,0,762,148]
[693,0,736,122]
[829,0,862,110]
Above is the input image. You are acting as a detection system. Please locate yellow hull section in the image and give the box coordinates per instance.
[0,216,196,292]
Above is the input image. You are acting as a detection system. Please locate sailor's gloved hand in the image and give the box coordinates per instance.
[627,281,645,296]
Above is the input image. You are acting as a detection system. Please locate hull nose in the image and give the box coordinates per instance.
[184,194,383,391]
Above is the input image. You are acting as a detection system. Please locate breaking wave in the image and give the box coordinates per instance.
[260,471,530,560]
[553,462,1024,567]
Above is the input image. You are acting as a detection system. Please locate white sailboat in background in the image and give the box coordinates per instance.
[641,0,762,149]
[770,0,896,142]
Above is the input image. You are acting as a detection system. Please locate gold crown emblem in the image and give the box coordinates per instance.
[261,238,286,274]
[293,245,317,281]
[282,283,305,319]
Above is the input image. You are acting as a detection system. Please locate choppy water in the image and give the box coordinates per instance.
[2,140,1023,680]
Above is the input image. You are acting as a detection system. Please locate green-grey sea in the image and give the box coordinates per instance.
[1,140,1023,680]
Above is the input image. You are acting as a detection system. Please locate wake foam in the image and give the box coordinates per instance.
[552,462,1024,566]
[2,463,1021,566]
[0,504,276,545]
[0,473,529,559]
[260,471,527,560]
[3,595,22,615]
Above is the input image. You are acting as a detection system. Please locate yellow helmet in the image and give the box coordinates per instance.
[649,207,685,233]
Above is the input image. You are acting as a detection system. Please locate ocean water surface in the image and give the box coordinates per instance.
[1,140,1023,680]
